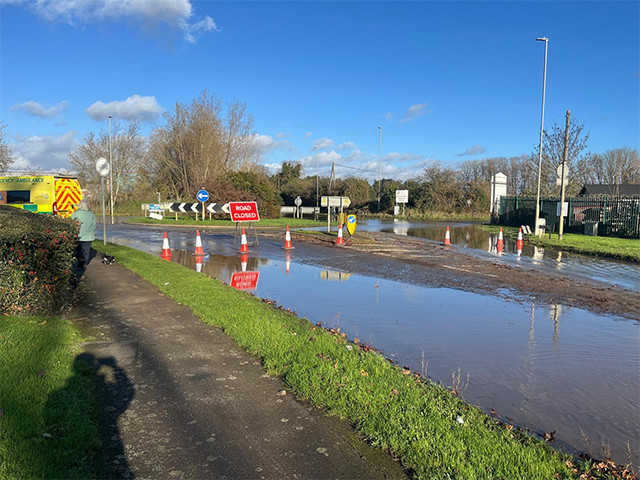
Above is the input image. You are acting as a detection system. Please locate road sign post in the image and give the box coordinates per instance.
[196,189,209,221]
[95,157,109,246]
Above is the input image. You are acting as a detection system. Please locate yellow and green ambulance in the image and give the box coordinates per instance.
[0,175,83,217]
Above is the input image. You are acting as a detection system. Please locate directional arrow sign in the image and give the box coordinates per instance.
[197,189,209,202]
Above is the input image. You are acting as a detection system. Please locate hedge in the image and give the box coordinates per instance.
[0,206,79,315]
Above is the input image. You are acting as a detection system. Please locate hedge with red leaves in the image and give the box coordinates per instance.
[0,205,79,315]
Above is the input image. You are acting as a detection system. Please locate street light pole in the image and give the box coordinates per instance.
[108,115,114,224]
[378,126,382,213]
[315,145,319,221]
[534,37,548,237]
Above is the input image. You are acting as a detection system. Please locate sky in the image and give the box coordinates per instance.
[1,0,638,182]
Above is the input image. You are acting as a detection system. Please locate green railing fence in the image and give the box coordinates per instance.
[498,195,640,239]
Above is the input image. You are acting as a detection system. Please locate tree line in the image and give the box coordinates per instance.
[1,92,638,218]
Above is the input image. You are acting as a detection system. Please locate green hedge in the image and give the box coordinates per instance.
[0,206,79,315]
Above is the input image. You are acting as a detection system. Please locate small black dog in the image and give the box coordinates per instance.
[102,253,115,265]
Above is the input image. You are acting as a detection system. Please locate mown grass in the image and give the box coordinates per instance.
[128,216,325,228]
[484,225,640,262]
[94,242,586,480]
[0,316,99,479]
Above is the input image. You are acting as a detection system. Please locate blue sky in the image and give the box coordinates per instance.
[1,0,638,181]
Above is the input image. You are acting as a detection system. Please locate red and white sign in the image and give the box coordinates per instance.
[229,201,260,222]
[230,271,260,290]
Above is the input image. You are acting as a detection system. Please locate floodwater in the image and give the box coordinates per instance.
[99,224,640,467]
[359,219,640,292]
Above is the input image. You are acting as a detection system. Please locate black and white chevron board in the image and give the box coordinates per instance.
[168,202,230,214]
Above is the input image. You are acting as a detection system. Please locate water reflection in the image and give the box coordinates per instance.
[166,248,639,467]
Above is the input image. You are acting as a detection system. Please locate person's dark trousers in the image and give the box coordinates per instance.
[77,241,92,267]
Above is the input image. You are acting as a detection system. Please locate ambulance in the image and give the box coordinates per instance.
[0,175,83,217]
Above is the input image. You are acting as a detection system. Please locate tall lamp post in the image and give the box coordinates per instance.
[534,36,548,237]
[378,126,382,213]
[108,115,114,224]
[315,145,319,221]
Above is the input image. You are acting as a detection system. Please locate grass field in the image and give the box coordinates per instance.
[128,216,325,228]
[92,241,611,480]
[0,316,99,479]
[484,226,640,262]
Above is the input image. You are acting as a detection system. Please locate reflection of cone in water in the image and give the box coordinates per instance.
[283,226,294,250]
[239,228,250,253]
[240,254,249,272]
[496,227,504,254]
[285,251,291,275]
[516,227,523,256]
[195,254,203,273]
[335,224,345,246]
[195,230,205,256]
[161,232,171,260]
[443,226,451,246]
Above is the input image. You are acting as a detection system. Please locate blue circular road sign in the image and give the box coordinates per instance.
[197,189,209,202]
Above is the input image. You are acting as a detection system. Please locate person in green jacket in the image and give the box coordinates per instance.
[71,200,96,268]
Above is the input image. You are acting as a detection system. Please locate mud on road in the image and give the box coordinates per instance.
[263,230,640,321]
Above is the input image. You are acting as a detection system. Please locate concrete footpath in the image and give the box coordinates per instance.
[71,257,407,480]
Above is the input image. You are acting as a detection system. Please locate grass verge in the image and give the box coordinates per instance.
[127,216,325,228]
[93,242,597,480]
[0,316,99,479]
[483,226,640,262]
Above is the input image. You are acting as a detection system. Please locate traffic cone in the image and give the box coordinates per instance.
[161,232,171,260]
[335,224,345,246]
[195,254,203,273]
[443,226,451,246]
[195,230,205,256]
[282,226,295,250]
[516,227,523,256]
[285,251,291,275]
[240,253,249,272]
[239,228,250,253]
[496,227,504,255]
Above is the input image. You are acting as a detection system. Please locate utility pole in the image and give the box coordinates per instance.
[534,37,549,237]
[315,145,319,221]
[378,126,382,213]
[558,110,570,240]
[108,115,114,224]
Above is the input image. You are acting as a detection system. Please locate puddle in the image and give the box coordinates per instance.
[99,225,639,466]
[170,247,639,467]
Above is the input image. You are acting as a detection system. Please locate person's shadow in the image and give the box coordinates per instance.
[45,353,135,479]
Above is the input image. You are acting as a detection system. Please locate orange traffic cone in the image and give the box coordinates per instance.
[516,227,523,256]
[161,232,171,260]
[195,230,205,256]
[335,224,345,246]
[443,226,451,246]
[496,227,504,255]
[283,226,295,250]
[195,254,203,273]
[285,251,291,275]
[240,253,249,272]
[239,228,250,253]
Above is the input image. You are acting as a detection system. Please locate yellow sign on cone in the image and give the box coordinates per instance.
[346,214,357,235]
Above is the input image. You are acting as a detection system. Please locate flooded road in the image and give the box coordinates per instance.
[99,224,640,467]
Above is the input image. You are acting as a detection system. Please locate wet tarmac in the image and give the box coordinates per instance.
[98,223,640,467]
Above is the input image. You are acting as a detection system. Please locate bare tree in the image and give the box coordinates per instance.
[223,100,259,173]
[0,122,14,172]
[68,119,147,207]
[575,148,640,189]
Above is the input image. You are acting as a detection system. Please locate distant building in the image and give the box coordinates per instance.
[578,184,640,196]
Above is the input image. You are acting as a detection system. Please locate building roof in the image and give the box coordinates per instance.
[578,184,640,196]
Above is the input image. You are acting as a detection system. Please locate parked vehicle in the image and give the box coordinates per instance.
[0,175,83,217]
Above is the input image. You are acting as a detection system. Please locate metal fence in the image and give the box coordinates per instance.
[498,195,640,239]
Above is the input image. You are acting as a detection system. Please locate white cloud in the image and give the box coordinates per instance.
[252,134,292,155]
[10,100,68,118]
[385,111,393,121]
[400,102,429,123]
[86,95,162,122]
[458,145,486,156]
[304,131,312,140]
[312,137,334,149]
[9,131,77,171]
[336,141,357,151]
[5,0,218,43]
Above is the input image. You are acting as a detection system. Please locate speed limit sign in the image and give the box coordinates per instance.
[96,157,109,177]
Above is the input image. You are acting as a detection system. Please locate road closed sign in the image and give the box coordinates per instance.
[230,271,260,290]
[229,201,260,222]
